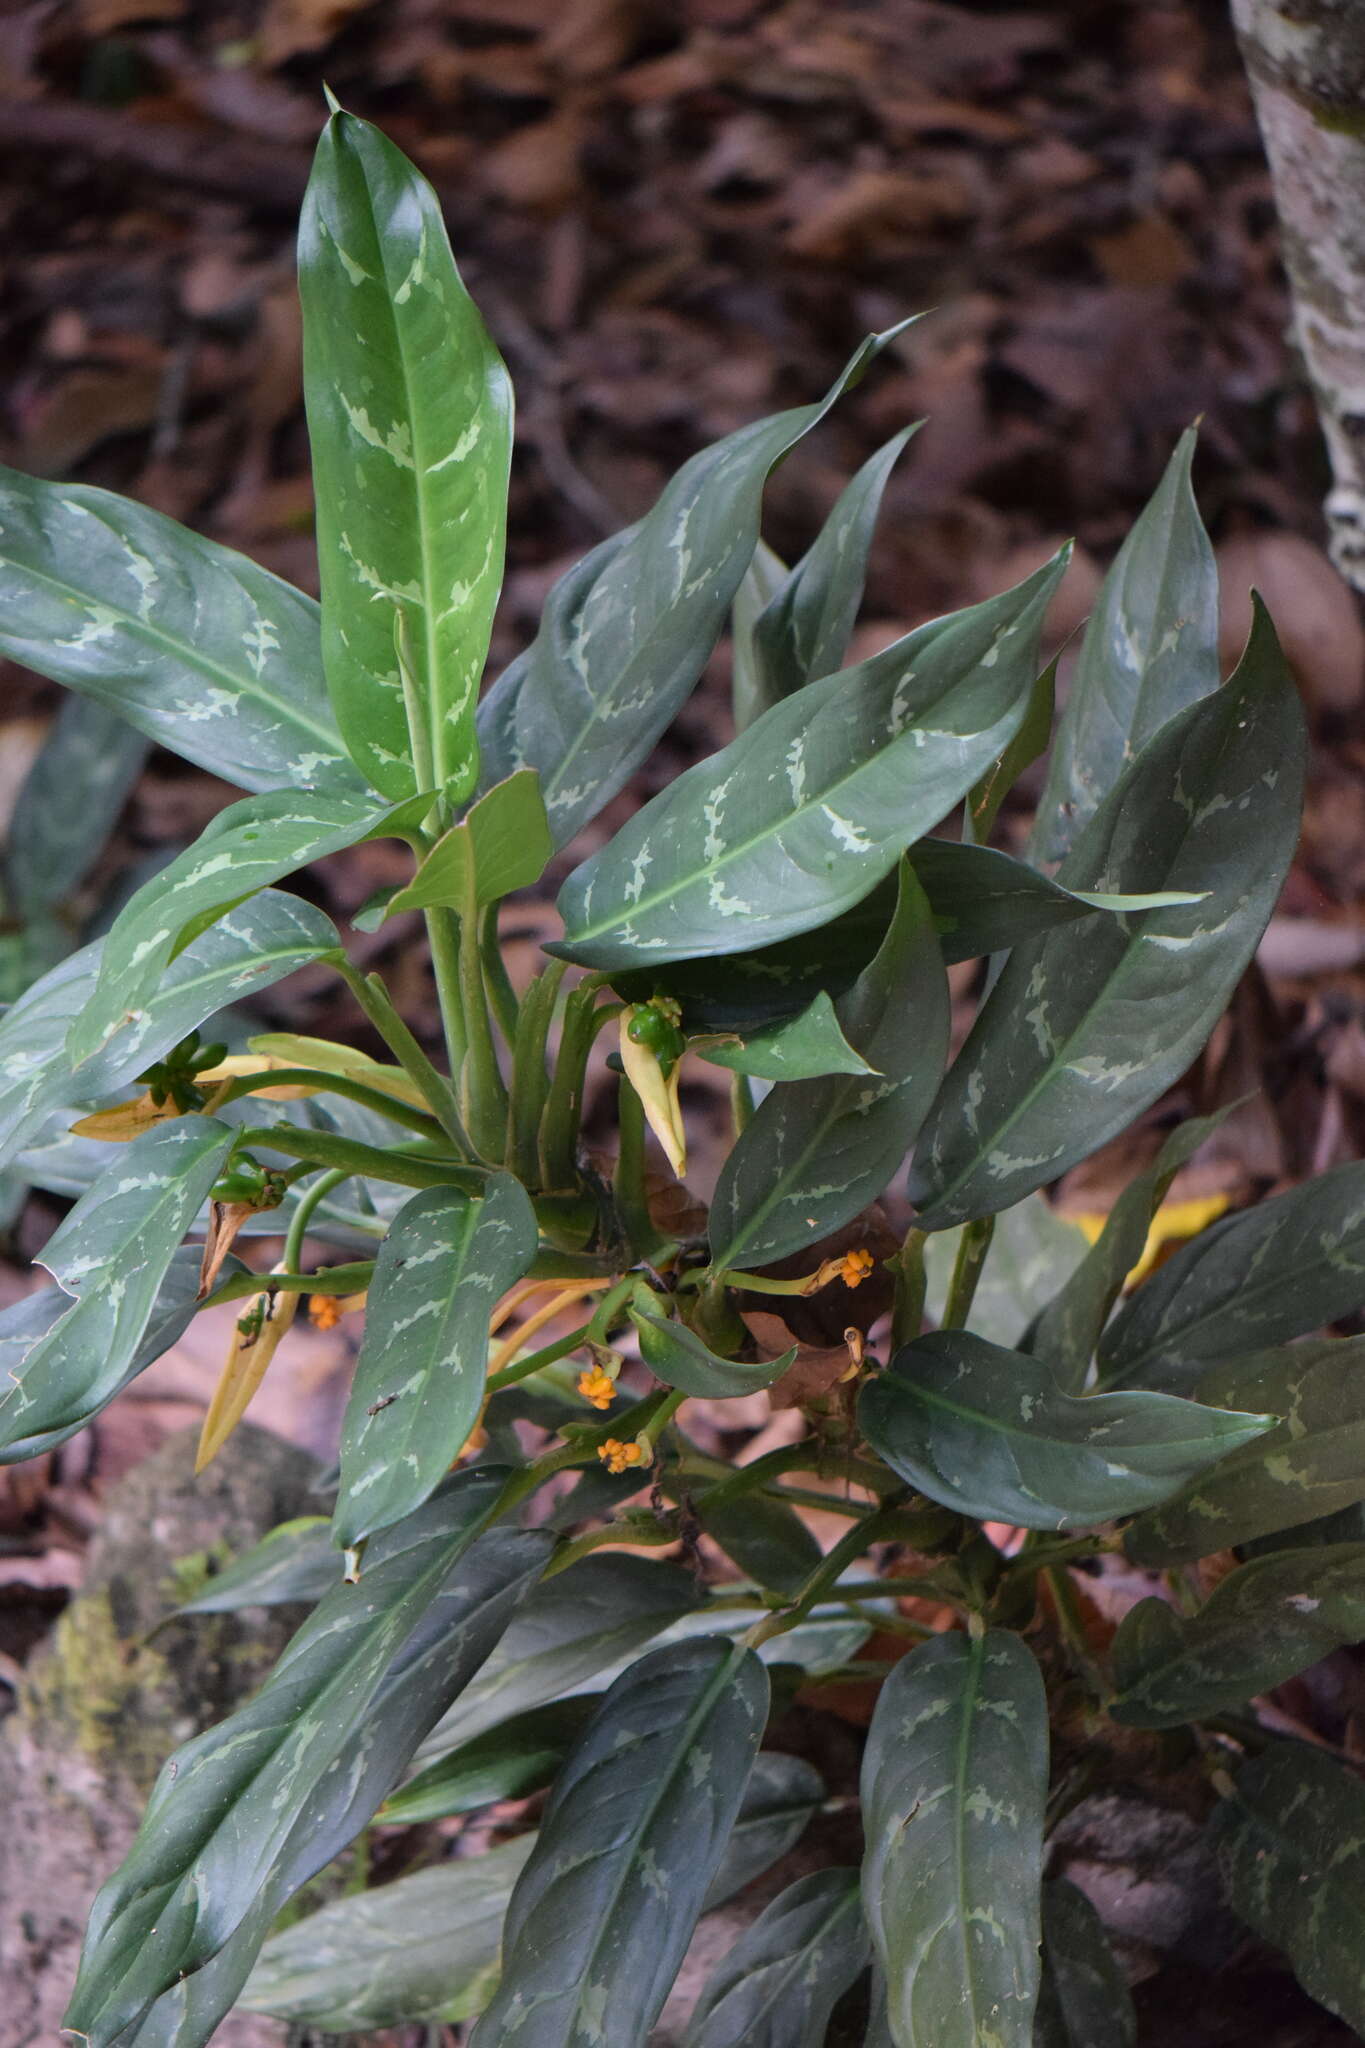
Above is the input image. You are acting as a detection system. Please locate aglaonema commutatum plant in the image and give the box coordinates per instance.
[2,101,1362,2048]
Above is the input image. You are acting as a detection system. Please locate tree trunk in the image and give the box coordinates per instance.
[1232,0,1365,589]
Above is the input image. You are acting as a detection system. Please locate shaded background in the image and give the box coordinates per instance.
[3,4,1365,2044]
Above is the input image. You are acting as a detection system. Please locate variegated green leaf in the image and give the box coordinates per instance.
[0,462,353,793]
[1031,427,1218,865]
[413,1552,700,1767]
[6,695,146,916]
[66,789,412,1069]
[176,1517,339,1615]
[333,1175,538,1549]
[703,1750,826,1910]
[242,1836,534,2031]
[0,890,340,1172]
[1031,1111,1231,1390]
[969,658,1054,847]
[684,1868,871,2048]
[300,109,513,803]
[860,1330,1274,1531]
[1111,1544,1365,1728]
[366,767,553,926]
[381,1698,597,1824]
[923,1193,1089,1352]
[708,864,948,1272]
[1099,1160,1365,1392]
[0,1119,234,1455]
[745,423,920,718]
[910,602,1305,1230]
[479,325,912,849]
[63,1474,551,2047]
[862,1628,1048,2048]
[1211,1745,1365,2036]
[1033,1880,1134,2048]
[630,1307,795,1398]
[556,551,1066,970]
[470,1638,768,2048]
[731,538,789,733]
[1124,1338,1365,1565]
[695,989,874,1082]
[693,1487,821,1596]
[909,837,1205,955]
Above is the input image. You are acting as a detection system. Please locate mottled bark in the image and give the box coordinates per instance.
[1233,0,1365,588]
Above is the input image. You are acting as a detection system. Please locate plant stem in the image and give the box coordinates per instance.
[238,1124,485,1191]
[480,903,520,1043]
[423,902,469,1094]
[506,960,566,1185]
[729,1071,754,1138]
[613,1074,672,1263]
[207,1260,374,1307]
[940,1214,996,1329]
[484,1319,598,1394]
[210,1067,446,1143]
[744,1502,906,1650]
[283,1167,351,1270]
[334,956,470,1151]
[454,875,508,1161]
[890,1226,927,1347]
[539,984,619,1188]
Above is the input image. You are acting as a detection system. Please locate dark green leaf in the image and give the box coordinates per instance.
[862,1627,1048,2048]
[1033,1879,1135,2048]
[1111,1544,1365,1728]
[1031,427,1218,866]
[709,863,949,1272]
[63,1474,550,2047]
[6,695,146,916]
[970,659,1054,847]
[684,1868,870,2048]
[1099,1160,1365,1392]
[380,1698,598,1824]
[471,1638,768,2048]
[300,110,513,803]
[746,424,920,718]
[1124,1337,1365,1564]
[376,768,553,922]
[241,1837,534,2030]
[631,1307,795,1398]
[695,989,875,1082]
[923,1194,1089,1352]
[480,325,913,848]
[555,551,1066,969]
[1211,1744,1365,2036]
[0,462,353,793]
[703,1751,826,1911]
[910,601,1306,1229]
[334,1175,538,1548]
[693,1490,822,1597]
[731,538,789,733]
[1032,1112,1231,1391]
[0,1119,234,1455]
[860,1330,1275,1531]
[176,1517,338,1615]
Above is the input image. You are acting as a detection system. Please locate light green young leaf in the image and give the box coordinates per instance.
[63,1474,551,2048]
[470,1638,768,2048]
[709,863,948,1272]
[0,890,340,1172]
[703,1751,826,1910]
[731,538,789,733]
[923,1193,1089,1351]
[746,423,921,716]
[862,1628,1048,2048]
[684,1868,870,2048]
[175,1517,338,1615]
[631,1307,796,1398]
[371,768,553,925]
[1111,1543,1365,1728]
[0,1119,234,1455]
[299,109,513,802]
[860,1330,1275,1531]
[6,695,146,917]
[480,324,914,848]
[555,550,1066,969]
[66,790,418,1067]
[380,1697,598,1825]
[1031,427,1218,865]
[1031,1111,1231,1390]
[695,989,876,1082]
[242,1836,534,2031]
[1099,1160,1365,1392]
[1123,1337,1365,1565]
[1033,1879,1135,2048]
[333,1175,538,1549]
[910,601,1305,1230]
[0,463,353,793]
[1211,1744,1365,2036]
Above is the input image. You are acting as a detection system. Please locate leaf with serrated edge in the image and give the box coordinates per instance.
[709,863,948,1272]
[0,1119,234,1454]
[7,695,146,917]
[333,1176,537,1548]
[555,550,1066,970]
[1211,1744,1365,2036]
[1031,427,1218,866]
[861,1627,1048,2048]
[470,1638,768,2048]
[481,324,915,850]
[0,462,354,793]
[1099,1159,1365,1392]
[242,1836,534,2031]
[910,601,1305,1230]
[300,110,513,802]
[631,1307,795,1398]
[1111,1543,1365,1728]
[176,1517,339,1614]
[1033,1879,1135,2048]
[695,989,875,1082]
[860,1330,1275,1531]
[66,789,411,1068]
[63,1473,551,2047]
[684,1868,870,2048]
